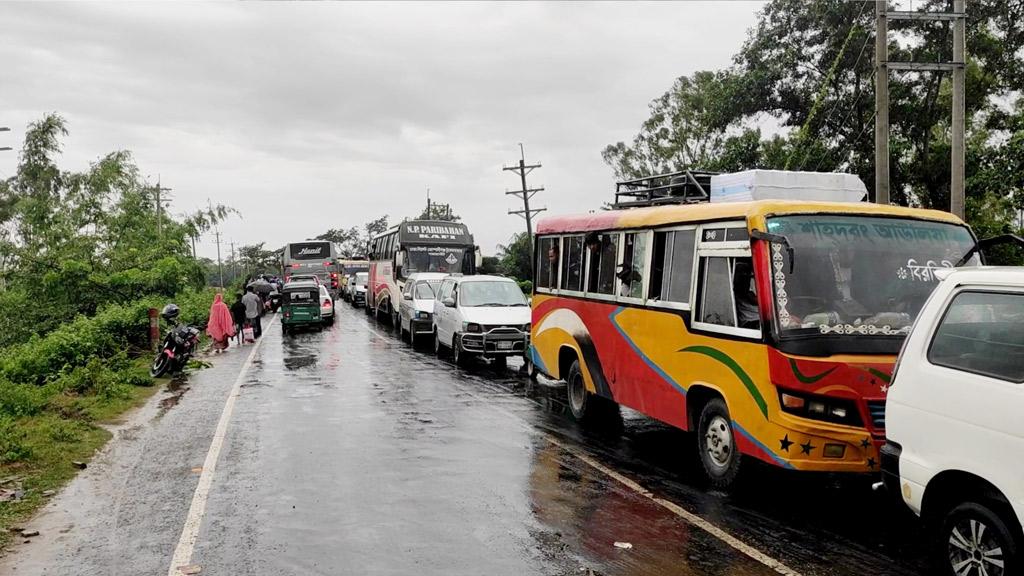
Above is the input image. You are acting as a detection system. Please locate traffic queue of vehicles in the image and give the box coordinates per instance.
[282,169,1022,575]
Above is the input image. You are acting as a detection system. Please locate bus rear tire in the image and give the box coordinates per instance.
[697,397,743,489]
[566,360,619,425]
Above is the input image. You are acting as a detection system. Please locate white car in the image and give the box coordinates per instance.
[318,284,335,324]
[882,267,1024,576]
[398,272,448,348]
[432,275,530,367]
[348,272,368,307]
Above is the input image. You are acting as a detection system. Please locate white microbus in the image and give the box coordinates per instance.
[367,220,481,323]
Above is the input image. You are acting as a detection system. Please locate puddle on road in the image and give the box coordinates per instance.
[158,377,191,415]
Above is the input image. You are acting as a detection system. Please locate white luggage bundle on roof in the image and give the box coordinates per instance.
[709,170,867,204]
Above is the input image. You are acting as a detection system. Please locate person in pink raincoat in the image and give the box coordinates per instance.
[206,293,236,353]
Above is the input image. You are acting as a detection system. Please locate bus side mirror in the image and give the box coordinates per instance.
[474,246,483,268]
[395,251,405,267]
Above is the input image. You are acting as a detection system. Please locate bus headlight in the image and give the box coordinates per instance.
[778,389,862,426]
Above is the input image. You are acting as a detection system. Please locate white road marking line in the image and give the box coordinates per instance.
[357,311,803,575]
[166,314,276,576]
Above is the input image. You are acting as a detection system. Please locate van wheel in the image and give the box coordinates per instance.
[452,335,471,367]
[936,501,1018,576]
[697,397,742,489]
[566,360,619,424]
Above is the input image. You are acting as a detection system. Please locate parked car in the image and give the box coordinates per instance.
[288,274,322,285]
[318,284,335,325]
[280,280,322,334]
[432,275,530,367]
[349,272,368,307]
[882,267,1024,576]
[398,272,447,348]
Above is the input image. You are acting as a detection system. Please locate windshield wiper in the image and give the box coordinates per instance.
[954,234,1024,266]
[476,302,510,307]
[751,229,795,273]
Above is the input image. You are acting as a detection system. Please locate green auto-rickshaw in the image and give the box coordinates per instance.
[281,280,322,334]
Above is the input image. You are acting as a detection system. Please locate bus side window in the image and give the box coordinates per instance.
[649,229,695,304]
[586,233,618,295]
[618,232,646,299]
[698,256,759,331]
[560,235,584,292]
[537,237,560,290]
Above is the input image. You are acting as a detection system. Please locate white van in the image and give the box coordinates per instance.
[882,267,1024,576]
[398,272,448,347]
[432,275,530,367]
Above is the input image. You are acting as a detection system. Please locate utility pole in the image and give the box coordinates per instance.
[875,1,966,216]
[951,0,966,219]
[874,1,889,206]
[230,240,237,281]
[214,229,225,288]
[503,143,546,258]
[154,175,172,241]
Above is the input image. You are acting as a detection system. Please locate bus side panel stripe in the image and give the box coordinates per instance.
[732,421,794,469]
[679,345,768,419]
[608,307,687,397]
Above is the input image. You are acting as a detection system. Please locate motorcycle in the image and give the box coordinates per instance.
[150,303,202,378]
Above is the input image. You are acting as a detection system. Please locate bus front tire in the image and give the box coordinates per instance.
[697,397,743,489]
[566,360,619,425]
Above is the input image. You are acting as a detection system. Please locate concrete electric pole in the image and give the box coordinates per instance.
[875,0,966,217]
[503,144,546,258]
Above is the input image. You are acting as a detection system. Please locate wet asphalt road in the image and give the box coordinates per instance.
[1,303,932,576]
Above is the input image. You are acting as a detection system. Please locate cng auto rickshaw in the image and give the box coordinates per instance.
[281,280,322,334]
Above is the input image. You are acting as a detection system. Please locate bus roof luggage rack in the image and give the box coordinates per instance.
[612,169,718,209]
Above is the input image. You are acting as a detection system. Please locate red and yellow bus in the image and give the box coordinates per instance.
[529,199,979,487]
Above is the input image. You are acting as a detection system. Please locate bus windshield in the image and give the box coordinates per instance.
[766,215,978,338]
[404,246,467,274]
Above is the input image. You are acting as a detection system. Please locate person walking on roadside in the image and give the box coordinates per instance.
[206,293,236,353]
[242,286,263,339]
[230,292,247,344]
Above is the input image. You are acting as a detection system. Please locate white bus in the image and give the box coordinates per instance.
[281,241,342,297]
[367,220,480,323]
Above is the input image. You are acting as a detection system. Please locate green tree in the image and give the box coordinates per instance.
[497,232,532,282]
[417,204,460,222]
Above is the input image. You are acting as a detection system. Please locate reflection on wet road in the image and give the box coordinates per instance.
[190,305,927,576]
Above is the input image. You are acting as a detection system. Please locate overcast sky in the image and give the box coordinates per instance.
[0,1,766,259]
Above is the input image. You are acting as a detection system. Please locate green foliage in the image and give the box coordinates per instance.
[518,280,533,295]
[603,0,1024,262]
[0,415,31,463]
[417,204,460,222]
[497,232,532,282]
[478,256,499,275]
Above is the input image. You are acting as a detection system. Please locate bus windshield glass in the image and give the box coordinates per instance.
[460,281,528,307]
[404,246,467,274]
[765,215,977,337]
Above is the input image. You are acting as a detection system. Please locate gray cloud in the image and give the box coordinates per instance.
[0,1,765,257]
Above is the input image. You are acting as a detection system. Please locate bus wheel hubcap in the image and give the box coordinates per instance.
[705,416,732,469]
[570,376,585,412]
[949,518,1004,576]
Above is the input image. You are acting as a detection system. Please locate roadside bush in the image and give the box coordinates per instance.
[0,379,50,418]
[0,415,31,463]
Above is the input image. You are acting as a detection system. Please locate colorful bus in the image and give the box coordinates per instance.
[367,220,480,324]
[529,183,982,487]
[282,241,342,297]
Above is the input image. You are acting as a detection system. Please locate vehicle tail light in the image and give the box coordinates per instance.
[291,264,301,269]
[330,272,338,278]
[323,299,332,307]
